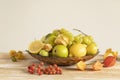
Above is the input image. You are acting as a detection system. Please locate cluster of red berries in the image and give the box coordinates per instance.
[28,62,62,75]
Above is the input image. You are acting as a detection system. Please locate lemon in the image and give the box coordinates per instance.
[28,40,44,54]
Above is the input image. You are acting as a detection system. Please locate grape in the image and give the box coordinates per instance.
[52,29,60,36]
[82,36,92,45]
[44,33,56,46]
[88,35,93,42]
[73,34,84,44]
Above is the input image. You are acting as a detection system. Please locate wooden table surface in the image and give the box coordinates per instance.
[0,53,120,80]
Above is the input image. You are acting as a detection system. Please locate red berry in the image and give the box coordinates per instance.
[28,69,34,74]
[53,64,58,68]
[28,66,31,69]
[38,71,43,75]
[49,71,53,75]
[31,63,36,66]
[30,66,35,71]
[48,65,53,69]
[40,62,44,66]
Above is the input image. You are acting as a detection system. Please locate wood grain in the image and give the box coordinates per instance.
[0,53,120,80]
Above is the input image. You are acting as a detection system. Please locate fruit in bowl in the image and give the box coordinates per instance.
[27,28,99,66]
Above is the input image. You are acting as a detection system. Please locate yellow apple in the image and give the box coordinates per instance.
[69,43,87,58]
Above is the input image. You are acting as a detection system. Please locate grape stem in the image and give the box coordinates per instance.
[73,29,88,36]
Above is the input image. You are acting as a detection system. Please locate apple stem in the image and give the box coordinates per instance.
[73,29,88,36]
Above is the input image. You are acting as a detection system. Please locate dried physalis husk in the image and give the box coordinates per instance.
[92,60,103,71]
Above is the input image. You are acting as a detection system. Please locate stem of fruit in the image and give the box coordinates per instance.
[73,29,88,36]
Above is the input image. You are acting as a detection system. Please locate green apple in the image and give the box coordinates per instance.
[86,43,98,55]
[39,50,49,56]
[52,45,68,58]
[69,43,87,58]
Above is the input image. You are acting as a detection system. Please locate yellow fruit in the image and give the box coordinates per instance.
[76,61,86,71]
[69,43,87,58]
[15,51,24,59]
[28,40,44,54]
[86,43,98,55]
[9,50,17,57]
[104,48,118,59]
[92,60,103,71]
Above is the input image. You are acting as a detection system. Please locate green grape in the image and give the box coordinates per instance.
[88,35,93,42]
[44,33,56,46]
[74,34,84,44]
[82,36,92,45]
[52,29,60,36]
[60,28,74,43]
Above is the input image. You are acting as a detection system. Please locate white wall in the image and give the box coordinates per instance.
[0,0,120,54]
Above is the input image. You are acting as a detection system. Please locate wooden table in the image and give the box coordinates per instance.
[0,53,120,80]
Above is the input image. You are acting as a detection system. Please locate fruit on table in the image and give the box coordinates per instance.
[39,50,49,56]
[76,61,86,71]
[103,56,116,67]
[28,62,62,75]
[86,43,98,55]
[9,50,25,62]
[52,45,68,58]
[69,43,87,58]
[28,40,44,54]
[92,60,103,71]
[9,50,17,57]
[103,48,118,59]
[15,51,24,60]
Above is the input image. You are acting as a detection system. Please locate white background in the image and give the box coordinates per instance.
[0,0,120,54]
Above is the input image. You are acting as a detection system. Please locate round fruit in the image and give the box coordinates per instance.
[82,36,92,45]
[52,45,68,58]
[44,33,56,46]
[86,43,98,55]
[39,50,49,56]
[28,40,44,54]
[69,43,87,58]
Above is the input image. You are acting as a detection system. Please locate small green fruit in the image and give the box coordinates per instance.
[39,50,49,56]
